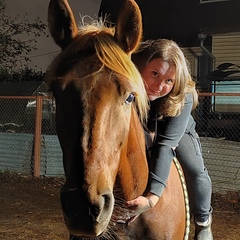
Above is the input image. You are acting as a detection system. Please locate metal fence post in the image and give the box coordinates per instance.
[34,96,43,177]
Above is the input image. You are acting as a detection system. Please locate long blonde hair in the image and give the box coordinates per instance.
[132,38,198,117]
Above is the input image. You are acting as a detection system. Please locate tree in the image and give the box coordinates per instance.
[0,0,46,73]
[0,67,45,82]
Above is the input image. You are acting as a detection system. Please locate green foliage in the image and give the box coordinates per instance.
[0,67,45,82]
[0,0,47,74]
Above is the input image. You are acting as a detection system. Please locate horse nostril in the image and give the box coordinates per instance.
[102,193,111,210]
[90,193,112,220]
[94,193,113,224]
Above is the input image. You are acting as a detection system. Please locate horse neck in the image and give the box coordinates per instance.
[117,106,149,200]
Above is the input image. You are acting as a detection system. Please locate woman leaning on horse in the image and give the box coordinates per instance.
[119,39,213,240]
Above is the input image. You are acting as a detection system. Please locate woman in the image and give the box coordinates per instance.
[124,39,213,240]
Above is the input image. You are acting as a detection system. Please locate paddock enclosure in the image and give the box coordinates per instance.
[0,93,240,239]
[1,93,240,192]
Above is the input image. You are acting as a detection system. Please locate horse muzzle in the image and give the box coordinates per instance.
[60,185,114,237]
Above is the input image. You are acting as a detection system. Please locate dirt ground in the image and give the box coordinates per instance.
[0,172,240,240]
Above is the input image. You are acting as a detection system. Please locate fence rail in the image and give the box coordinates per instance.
[0,93,240,192]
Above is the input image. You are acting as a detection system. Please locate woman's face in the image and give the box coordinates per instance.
[141,58,176,101]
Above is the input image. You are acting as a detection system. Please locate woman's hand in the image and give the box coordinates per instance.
[125,196,152,223]
[115,194,159,224]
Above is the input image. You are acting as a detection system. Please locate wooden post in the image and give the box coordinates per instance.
[34,96,43,177]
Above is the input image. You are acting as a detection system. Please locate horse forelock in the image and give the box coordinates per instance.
[93,30,149,123]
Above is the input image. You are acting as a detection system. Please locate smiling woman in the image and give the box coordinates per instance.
[140,58,176,101]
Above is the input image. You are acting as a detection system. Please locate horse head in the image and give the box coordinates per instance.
[46,0,149,238]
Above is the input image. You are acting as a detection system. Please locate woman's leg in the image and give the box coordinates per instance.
[176,131,212,222]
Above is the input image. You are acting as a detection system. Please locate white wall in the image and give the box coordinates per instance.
[6,0,101,71]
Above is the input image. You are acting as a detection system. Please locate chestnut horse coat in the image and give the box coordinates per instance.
[46,0,187,239]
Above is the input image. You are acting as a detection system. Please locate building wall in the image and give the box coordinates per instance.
[183,32,240,83]
[183,32,240,113]
[212,32,240,67]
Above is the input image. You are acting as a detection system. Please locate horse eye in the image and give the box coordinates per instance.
[125,93,135,104]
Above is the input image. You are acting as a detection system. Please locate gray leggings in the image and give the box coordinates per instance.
[176,131,212,222]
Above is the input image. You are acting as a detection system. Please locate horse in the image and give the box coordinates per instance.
[46,0,188,239]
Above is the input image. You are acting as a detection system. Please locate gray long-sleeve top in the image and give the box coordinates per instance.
[147,93,196,197]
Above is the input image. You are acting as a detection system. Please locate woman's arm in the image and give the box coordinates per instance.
[119,94,194,224]
[149,94,194,196]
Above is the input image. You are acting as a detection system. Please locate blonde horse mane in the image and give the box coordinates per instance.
[80,22,149,122]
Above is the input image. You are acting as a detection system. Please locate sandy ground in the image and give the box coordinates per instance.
[0,172,240,240]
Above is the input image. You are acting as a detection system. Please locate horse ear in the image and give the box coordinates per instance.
[48,0,78,49]
[114,0,142,55]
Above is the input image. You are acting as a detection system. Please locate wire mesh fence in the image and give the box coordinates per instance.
[195,93,240,141]
[0,95,63,177]
[0,93,240,192]
[0,96,56,134]
[194,93,240,192]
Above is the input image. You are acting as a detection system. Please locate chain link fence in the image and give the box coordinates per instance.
[0,96,56,134]
[195,93,240,141]
[0,93,240,192]
[0,95,63,177]
[194,93,240,192]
